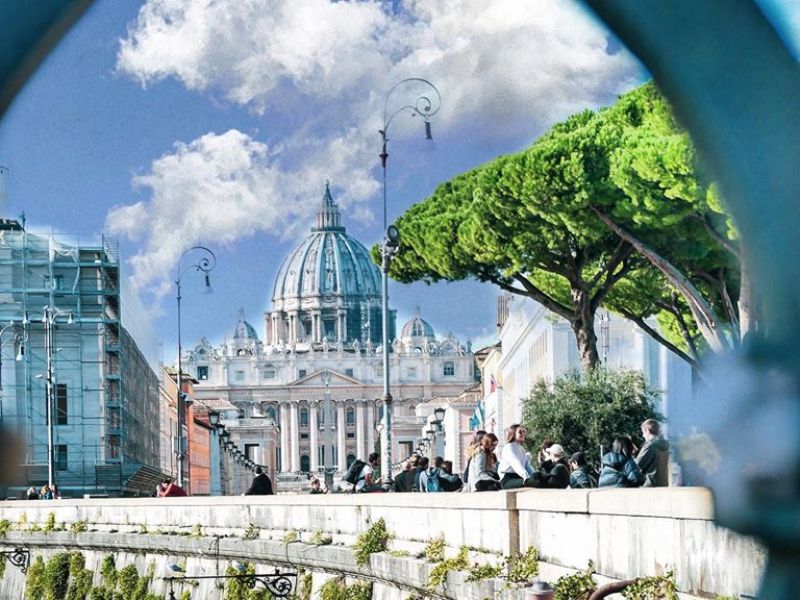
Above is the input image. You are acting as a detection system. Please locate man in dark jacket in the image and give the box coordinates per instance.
[568,452,597,488]
[393,460,416,492]
[636,419,670,487]
[245,466,274,495]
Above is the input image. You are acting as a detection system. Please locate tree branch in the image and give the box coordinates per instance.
[693,213,741,260]
[590,246,636,311]
[617,308,698,368]
[480,270,576,323]
[591,206,730,353]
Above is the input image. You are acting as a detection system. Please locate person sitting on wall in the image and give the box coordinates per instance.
[468,433,501,492]
[568,452,598,489]
[245,466,274,496]
[392,460,416,493]
[599,437,645,488]
[537,439,555,474]
[162,479,189,497]
[498,424,543,489]
[155,479,171,497]
[309,478,326,494]
[541,444,570,488]
[419,456,462,492]
[636,419,670,487]
[440,460,463,492]
[356,453,385,493]
[25,486,39,500]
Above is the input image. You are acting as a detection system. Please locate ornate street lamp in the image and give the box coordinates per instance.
[174,246,216,489]
[0,321,27,424]
[433,406,446,424]
[377,78,441,484]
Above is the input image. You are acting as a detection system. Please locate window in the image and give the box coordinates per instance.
[443,361,455,376]
[56,384,68,425]
[346,432,355,439]
[300,433,309,440]
[300,455,310,472]
[300,407,309,427]
[197,365,209,380]
[345,368,354,377]
[346,454,356,468]
[263,367,276,379]
[56,445,68,471]
[237,407,246,419]
[235,370,245,382]
[276,447,282,471]
[44,274,64,290]
[265,406,277,421]
[346,407,355,426]
[298,369,307,379]
[244,443,259,460]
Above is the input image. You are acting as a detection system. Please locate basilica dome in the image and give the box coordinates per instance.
[266,184,390,346]
[401,309,435,340]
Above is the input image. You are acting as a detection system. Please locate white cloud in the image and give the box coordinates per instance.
[113,0,641,298]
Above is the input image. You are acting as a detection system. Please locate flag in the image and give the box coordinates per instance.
[489,374,497,393]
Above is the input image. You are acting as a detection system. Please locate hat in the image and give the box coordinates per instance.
[548,444,566,459]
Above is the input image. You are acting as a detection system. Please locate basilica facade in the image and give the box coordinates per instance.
[183,185,475,484]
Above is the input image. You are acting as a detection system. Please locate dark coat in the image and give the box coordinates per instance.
[393,470,416,493]
[542,461,570,489]
[569,465,597,489]
[245,472,274,495]
[598,452,645,488]
[636,438,670,487]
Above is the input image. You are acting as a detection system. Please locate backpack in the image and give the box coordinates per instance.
[344,460,367,486]
[425,468,442,492]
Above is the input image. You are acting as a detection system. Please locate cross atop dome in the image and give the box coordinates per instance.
[314,181,344,232]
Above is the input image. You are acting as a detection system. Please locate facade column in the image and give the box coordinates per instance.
[280,403,291,473]
[290,401,300,472]
[336,402,346,471]
[337,310,346,342]
[356,401,366,460]
[366,401,376,458]
[309,402,319,473]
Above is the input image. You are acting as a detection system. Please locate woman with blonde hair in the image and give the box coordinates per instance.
[468,433,500,491]
[498,424,542,489]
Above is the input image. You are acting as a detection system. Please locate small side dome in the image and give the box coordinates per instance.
[401,307,435,340]
[233,308,260,342]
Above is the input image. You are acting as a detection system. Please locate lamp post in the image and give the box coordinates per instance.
[320,370,335,491]
[431,406,446,459]
[208,411,223,496]
[41,306,73,489]
[0,322,27,424]
[378,77,441,484]
[174,246,216,489]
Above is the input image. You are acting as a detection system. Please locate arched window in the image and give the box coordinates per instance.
[265,406,276,422]
[346,454,356,468]
[346,407,355,426]
[300,407,309,427]
[300,455,310,473]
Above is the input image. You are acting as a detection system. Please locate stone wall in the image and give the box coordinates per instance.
[0,488,765,599]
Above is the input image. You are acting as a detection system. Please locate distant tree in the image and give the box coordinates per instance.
[521,368,662,464]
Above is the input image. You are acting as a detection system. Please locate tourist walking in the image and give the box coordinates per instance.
[468,432,500,491]
[245,466,275,495]
[568,452,597,488]
[498,424,542,489]
[636,419,670,487]
[541,444,570,488]
[598,437,645,488]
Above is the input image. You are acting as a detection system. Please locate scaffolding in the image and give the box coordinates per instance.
[0,220,162,497]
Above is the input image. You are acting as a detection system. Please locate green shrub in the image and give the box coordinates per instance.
[309,530,333,545]
[242,524,259,540]
[466,563,503,582]
[69,521,87,534]
[423,537,445,563]
[43,513,57,533]
[554,562,596,600]
[522,368,662,460]
[507,546,539,584]
[0,519,11,537]
[282,530,299,544]
[427,546,469,590]
[26,556,46,600]
[353,519,389,567]
[43,552,71,600]
[622,571,678,600]
[319,577,372,600]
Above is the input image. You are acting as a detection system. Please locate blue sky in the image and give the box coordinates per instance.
[0,0,796,364]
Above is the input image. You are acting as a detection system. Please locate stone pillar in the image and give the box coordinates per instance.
[280,403,291,473]
[309,402,319,473]
[356,401,366,460]
[290,402,300,472]
[337,402,346,471]
[366,400,376,458]
[265,312,272,345]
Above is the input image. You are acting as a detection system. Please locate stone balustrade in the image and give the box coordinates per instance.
[0,488,765,599]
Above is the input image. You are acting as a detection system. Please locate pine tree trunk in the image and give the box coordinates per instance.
[571,289,600,371]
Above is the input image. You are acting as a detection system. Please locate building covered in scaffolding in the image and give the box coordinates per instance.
[0,218,163,497]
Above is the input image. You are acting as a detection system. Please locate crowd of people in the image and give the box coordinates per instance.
[343,418,670,493]
[25,484,60,500]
